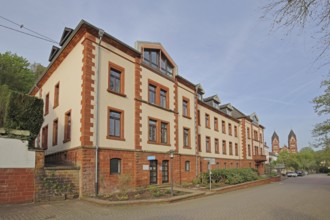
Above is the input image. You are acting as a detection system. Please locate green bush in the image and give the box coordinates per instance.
[327,173,330,176]
[0,85,43,146]
[200,168,258,185]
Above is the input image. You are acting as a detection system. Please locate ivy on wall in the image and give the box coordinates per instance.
[0,84,43,147]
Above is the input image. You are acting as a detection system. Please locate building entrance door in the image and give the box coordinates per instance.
[150,160,158,184]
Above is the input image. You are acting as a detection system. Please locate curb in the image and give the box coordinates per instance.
[82,177,281,206]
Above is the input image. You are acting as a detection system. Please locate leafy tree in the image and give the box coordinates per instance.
[312,75,330,148]
[298,147,316,171]
[0,52,45,94]
[263,0,330,63]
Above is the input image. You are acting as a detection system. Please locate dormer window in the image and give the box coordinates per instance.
[143,49,173,77]
[226,109,232,116]
[198,93,203,100]
[212,101,218,109]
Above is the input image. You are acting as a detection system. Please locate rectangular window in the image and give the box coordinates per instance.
[108,62,125,95]
[148,80,169,108]
[160,122,168,144]
[234,126,238,137]
[229,142,233,155]
[110,69,121,93]
[215,138,219,154]
[222,140,227,155]
[183,128,190,148]
[42,125,48,149]
[197,110,200,125]
[108,107,124,140]
[248,144,251,156]
[52,119,58,146]
[205,114,210,128]
[160,89,167,108]
[54,83,59,108]
[254,130,258,141]
[222,121,226,134]
[247,127,250,139]
[255,146,258,155]
[228,123,232,136]
[185,161,190,172]
[45,93,49,115]
[148,118,170,145]
[214,117,218,131]
[198,134,201,152]
[206,136,211,153]
[149,119,157,142]
[182,97,190,117]
[235,143,238,156]
[64,110,71,142]
[162,161,169,183]
[149,85,156,104]
[110,158,121,174]
[259,133,263,143]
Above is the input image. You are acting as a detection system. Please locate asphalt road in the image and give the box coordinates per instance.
[1,174,329,220]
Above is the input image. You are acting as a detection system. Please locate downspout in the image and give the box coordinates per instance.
[95,28,104,196]
[195,86,198,177]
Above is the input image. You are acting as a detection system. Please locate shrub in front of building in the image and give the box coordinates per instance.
[200,168,259,185]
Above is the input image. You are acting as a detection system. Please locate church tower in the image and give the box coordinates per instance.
[288,130,297,153]
[271,132,280,154]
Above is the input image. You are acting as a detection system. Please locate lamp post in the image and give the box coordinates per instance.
[170,150,174,196]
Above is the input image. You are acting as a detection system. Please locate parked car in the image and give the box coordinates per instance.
[296,171,304,176]
[287,172,298,177]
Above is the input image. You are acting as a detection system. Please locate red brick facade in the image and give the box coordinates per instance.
[0,168,35,204]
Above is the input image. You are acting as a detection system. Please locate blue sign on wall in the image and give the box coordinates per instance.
[147,156,156,160]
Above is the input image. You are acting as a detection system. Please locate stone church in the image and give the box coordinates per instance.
[271,130,298,154]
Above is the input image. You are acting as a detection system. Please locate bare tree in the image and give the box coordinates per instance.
[263,0,330,64]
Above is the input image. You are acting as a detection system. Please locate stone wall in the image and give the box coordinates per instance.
[35,167,80,201]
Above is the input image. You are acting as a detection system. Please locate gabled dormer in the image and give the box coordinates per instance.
[59,27,73,46]
[250,112,259,125]
[48,45,60,62]
[220,103,233,116]
[135,41,177,78]
[196,84,205,101]
[203,95,221,110]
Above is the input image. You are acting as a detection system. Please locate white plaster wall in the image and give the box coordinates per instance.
[198,104,240,160]
[97,42,136,150]
[177,83,196,155]
[38,37,85,155]
[140,67,176,153]
[0,138,35,168]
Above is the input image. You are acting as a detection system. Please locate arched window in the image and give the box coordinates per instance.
[110,158,121,174]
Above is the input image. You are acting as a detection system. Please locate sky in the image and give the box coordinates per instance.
[0,0,328,150]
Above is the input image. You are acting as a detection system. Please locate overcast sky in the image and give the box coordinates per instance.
[0,0,327,150]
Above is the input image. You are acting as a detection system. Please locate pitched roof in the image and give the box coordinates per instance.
[203,95,220,104]
[272,131,279,141]
[288,129,296,141]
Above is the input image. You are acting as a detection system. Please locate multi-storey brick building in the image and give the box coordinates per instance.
[30,20,266,196]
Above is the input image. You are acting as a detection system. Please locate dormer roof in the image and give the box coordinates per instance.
[59,27,73,46]
[203,95,220,104]
[196,84,205,95]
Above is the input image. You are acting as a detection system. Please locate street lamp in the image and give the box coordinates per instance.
[169,150,174,196]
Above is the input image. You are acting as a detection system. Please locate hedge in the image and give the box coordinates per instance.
[200,168,259,185]
[0,85,43,146]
